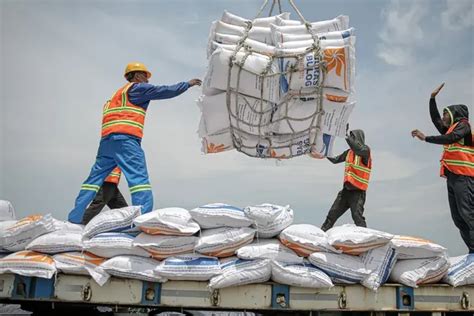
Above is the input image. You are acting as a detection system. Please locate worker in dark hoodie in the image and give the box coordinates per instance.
[412,83,473,253]
[321,129,372,231]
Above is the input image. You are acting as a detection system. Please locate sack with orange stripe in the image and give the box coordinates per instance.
[390,235,447,259]
[389,256,450,288]
[53,252,110,286]
[83,232,149,258]
[195,227,256,257]
[133,233,198,259]
[0,250,56,279]
[133,208,200,236]
[326,224,394,255]
[279,224,340,257]
[0,214,57,252]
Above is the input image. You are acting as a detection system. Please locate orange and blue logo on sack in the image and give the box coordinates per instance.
[323,47,347,90]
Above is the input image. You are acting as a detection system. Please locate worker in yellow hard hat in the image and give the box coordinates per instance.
[69,62,202,224]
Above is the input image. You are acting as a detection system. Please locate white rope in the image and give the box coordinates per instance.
[223,0,326,159]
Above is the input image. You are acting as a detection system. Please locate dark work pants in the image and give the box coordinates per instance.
[81,182,128,225]
[321,188,367,231]
[446,172,474,253]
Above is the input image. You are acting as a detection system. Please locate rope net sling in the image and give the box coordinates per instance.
[225,0,327,159]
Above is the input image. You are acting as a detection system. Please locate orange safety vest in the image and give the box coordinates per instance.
[101,83,147,139]
[344,149,372,191]
[104,167,121,184]
[440,121,474,177]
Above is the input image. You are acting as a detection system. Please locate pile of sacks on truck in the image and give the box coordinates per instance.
[0,200,472,290]
[198,11,355,158]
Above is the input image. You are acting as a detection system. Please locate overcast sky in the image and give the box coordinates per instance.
[1,0,472,255]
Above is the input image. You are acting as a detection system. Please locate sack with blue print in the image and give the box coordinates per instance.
[82,206,141,239]
[443,254,473,287]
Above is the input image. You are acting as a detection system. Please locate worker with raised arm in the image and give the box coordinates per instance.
[68,62,202,224]
[320,129,372,231]
[411,83,473,253]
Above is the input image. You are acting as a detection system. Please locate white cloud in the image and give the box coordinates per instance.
[377,0,427,66]
[441,0,473,30]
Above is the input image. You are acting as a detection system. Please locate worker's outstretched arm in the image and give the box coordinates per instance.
[327,150,349,164]
[129,79,201,103]
[425,122,471,144]
[429,83,448,134]
[430,98,448,135]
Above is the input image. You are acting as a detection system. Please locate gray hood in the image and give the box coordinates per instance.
[444,104,469,126]
[350,129,365,145]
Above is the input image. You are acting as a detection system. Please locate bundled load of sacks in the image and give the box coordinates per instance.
[198,11,356,158]
[0,200,472,290]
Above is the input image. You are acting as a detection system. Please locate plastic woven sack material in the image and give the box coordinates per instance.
[101,255,167,283]
[82,206,141,239]
[308,252,370,284]
[361,243,398,291]
[213,21,273,44]
[326,224,394,255]
[244,204,293,238]
[54,251,110,286]
[443,254,474,286]
[278,44,356,94]
[269,15,349,38]
[0,200,16,221]
[275,16,302,26]
[390,235,447,259]
[221,10,290,28]
[52,219,84,232]
[189,203,252,229]
[279,224,340,256]
[273,28,354,45]
[155,253,221,281]
[273,15,349,30]
[133,233,198,260]
[195,227,256,257]
[204,47,280,103]
[271,260,334,288]
[133,207,200,236]
[236,239,303,264]
[390,256,450,288]
[0,214,57,252]
[209,256,271,289]
[83,232,150,258]
[0,250,56,279]
[26,230,83,254]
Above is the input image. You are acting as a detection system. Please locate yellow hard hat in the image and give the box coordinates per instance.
[124,62,152,79]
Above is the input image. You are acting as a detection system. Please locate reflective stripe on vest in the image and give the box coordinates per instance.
[344,150,372,191]
[101,83,147,139]
[440,122,474,177]
[104,167,122,184]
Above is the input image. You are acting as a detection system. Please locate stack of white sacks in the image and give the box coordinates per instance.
[198,11,356,158]
[0,199,472,290]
